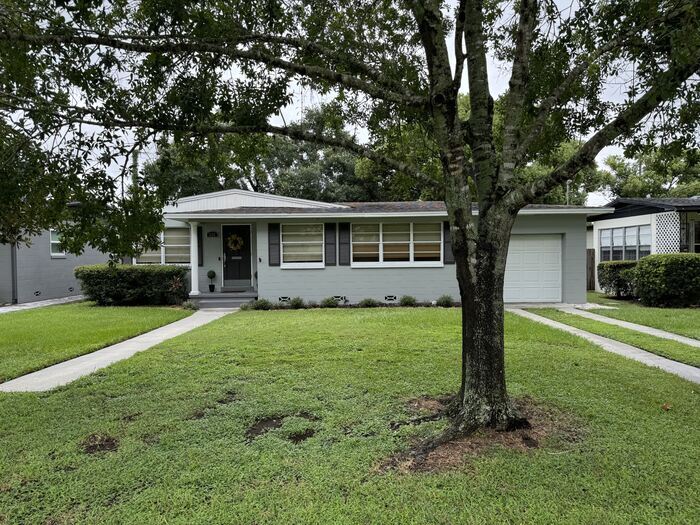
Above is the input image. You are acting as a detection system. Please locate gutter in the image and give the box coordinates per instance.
[164,207,615,221]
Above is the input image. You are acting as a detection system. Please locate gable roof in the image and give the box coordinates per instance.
[588,197,700,221]
[164,188,347,213]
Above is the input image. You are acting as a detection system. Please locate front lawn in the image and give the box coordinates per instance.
[0,308,698,524]
[587,292,700,340]
[530,308,700,367]
[0,302,191,382]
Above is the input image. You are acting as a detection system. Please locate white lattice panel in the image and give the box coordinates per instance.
[655,212,680,253]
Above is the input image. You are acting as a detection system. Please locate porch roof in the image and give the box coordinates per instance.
[164,201,613,221]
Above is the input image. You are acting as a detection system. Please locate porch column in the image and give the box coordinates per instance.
[189,221,200,296]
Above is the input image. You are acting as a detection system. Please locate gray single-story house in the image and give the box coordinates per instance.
[588,197,700,291]
[0,230,106,305]
[137,189,611,308]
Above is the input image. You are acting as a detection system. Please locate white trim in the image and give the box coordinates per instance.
[189,221,200,296]
[164,207,614,221]
[220,224,254,286]
[280,223,325,269]
[169,188,346,209]
[349,221,443,268]
[49,229,66,257]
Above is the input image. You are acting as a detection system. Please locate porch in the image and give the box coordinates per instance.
[179,220,259,301]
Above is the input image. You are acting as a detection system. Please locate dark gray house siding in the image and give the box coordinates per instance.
[0,244,12,304]
[1,231,107,305]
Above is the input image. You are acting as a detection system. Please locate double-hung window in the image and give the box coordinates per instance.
[135,228,191,265]
[281,224,324,268]
[599,225,651,261]
[351,222,442,266]
[49,229,65,257]
[600,229,612,261]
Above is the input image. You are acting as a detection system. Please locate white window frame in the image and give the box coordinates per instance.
[599,225,651,262]
[49,229,66,257]
[351,222,443,268]
[163,228,192,265]
[280,223,325,269]
[134,229,191,266]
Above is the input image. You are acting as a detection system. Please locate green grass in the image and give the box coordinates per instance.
[587,292,700,340]
[529,308,700,368]
[0,308,698,524]
[0,302,191,382]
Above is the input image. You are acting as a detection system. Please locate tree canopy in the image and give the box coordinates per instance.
[602,149,700,198]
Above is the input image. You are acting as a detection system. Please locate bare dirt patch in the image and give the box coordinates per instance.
[380,396,583,473]
[288,428,316,443]
[217,390,238,404]
[245,412,321,443]
[406,394,454,413]
[121,412,141,422]
[245,416,285,441]
[80,433,119,454]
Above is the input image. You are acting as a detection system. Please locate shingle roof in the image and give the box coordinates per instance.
[165,201,605,216]
[607,197,700,211]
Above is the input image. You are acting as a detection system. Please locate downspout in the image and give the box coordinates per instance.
[10,242,18,304]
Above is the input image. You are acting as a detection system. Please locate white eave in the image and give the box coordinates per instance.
[164,206,615,221]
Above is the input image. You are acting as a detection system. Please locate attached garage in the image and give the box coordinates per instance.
[504,235,562,303]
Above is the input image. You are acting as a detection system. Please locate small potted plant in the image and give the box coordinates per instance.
[207,270,216,292]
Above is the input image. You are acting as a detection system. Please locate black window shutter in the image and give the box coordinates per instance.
[324,223,337,266]
[443,221,455,264]
[268,223,281,266]
[197,226,203,267]
[338,222,351,266]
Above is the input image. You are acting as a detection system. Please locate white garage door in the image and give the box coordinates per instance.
[504,235,562,303]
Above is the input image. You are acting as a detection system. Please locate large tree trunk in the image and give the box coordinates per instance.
[450,206,525,433]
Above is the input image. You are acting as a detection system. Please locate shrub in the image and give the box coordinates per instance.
[634,253,700,307]
[74,264,189,306]
[320,296,340,308]
[307,300,318,308]
[597,261,638,298]
[250,299,273,310]
[182,300,199,311]
[359,297,380,308]
[436,294,454,307]
[289,296,305,309]
[206,270,216,280]
[399,295,417,307]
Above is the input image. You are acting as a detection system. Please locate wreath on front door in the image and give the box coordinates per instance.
[226,233,244,252]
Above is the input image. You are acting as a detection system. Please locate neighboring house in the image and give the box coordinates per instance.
[588,197,700,291]
[136,189,611,307]
[0,230,106,305]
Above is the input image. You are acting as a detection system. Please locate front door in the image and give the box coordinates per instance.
[222,225,252,288]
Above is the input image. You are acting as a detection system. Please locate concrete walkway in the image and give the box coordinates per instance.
[558,306,700,348]
[509,308,700,384]
[0,308,236,393]
[0,295,84,314]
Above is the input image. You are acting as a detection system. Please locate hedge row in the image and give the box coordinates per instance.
[75,264,189,306]
[242,294,458,311]
[598,253,700,307]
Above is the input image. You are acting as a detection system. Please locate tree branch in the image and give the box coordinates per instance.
[0,30,427,108]
[463,0,496,200]
[0,91,425,182]
[514,4,690,166]
[453,0,467,90]
[508,52,700,208]
[499,0,539,185]
[84,29,418,102]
